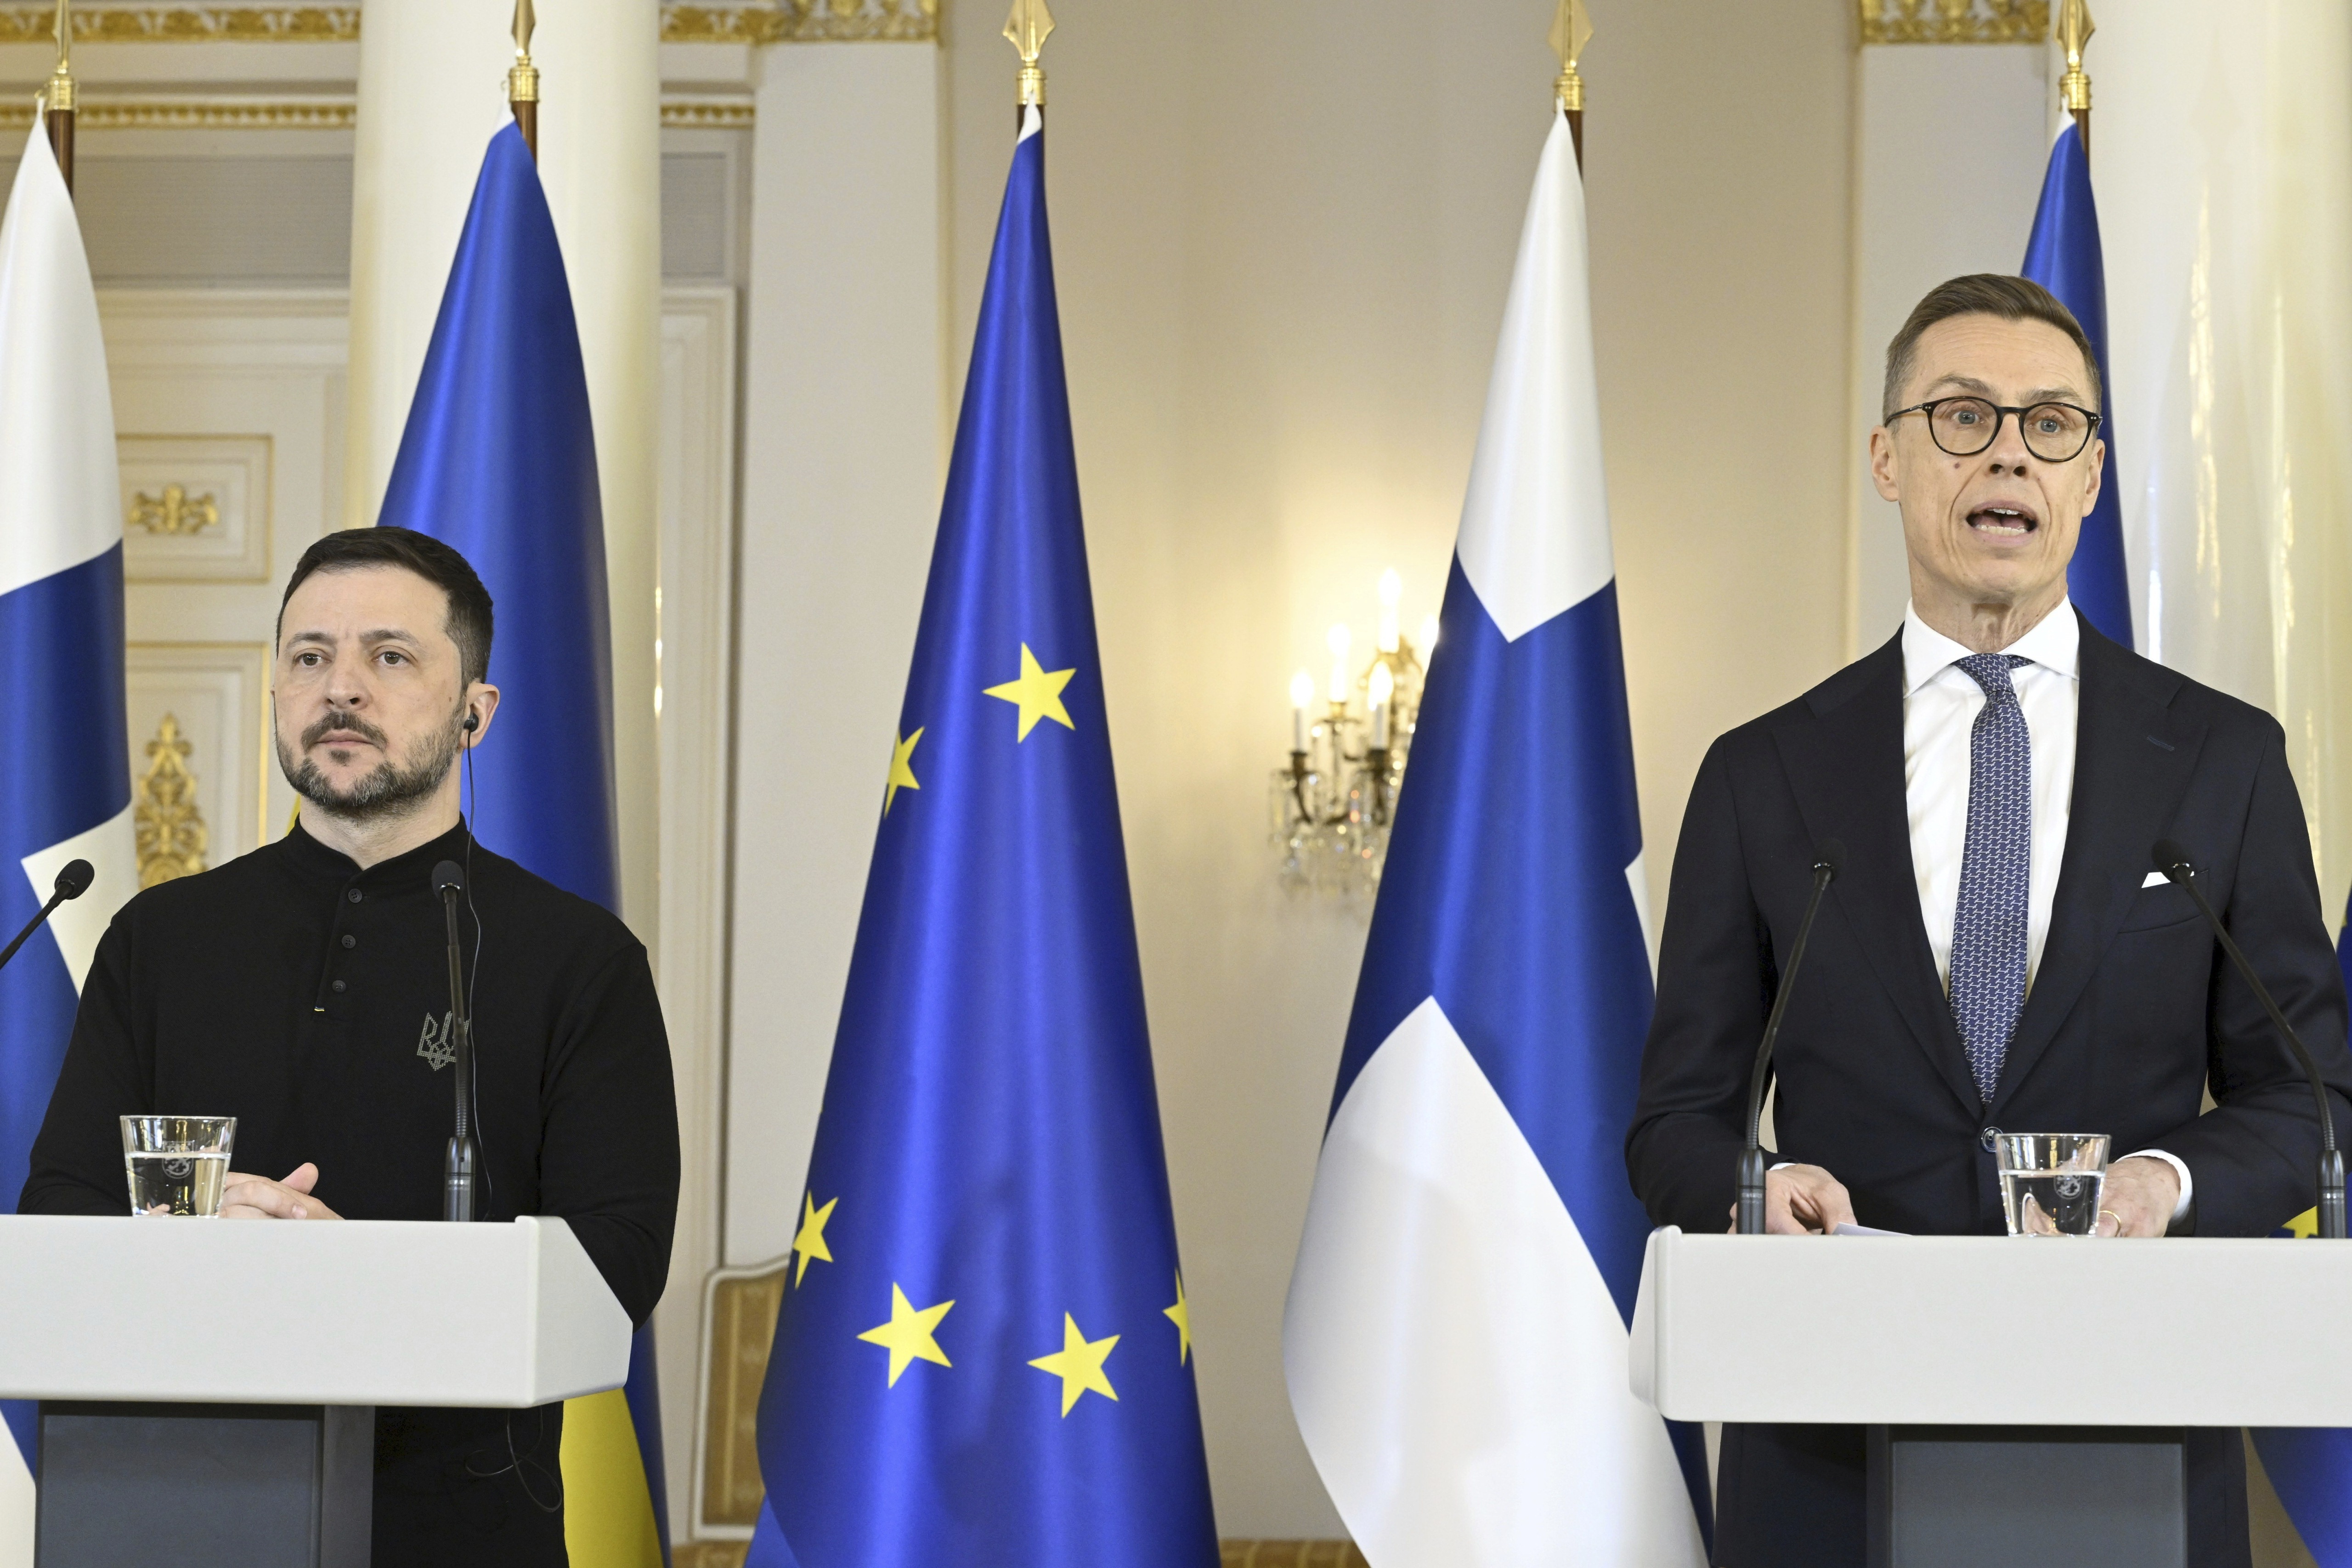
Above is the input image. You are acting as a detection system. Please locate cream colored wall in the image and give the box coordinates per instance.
[934,0,1855,1536]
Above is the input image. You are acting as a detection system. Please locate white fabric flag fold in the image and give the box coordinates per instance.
[0,121,137,1568]
[1283,113,1708,1568]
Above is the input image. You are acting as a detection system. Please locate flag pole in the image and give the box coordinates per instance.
[45,0,74,195]
[1003,0,1052,131]
[508,0,539,159]
[1551,0,1591,170]
[2057,0,2092,162]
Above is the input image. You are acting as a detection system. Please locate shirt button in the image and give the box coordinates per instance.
[346,889,362,904]
[1980,1126,2003,1151]
[341,934,356,950]
[331,979,347,993]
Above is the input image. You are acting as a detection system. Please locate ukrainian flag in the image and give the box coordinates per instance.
[376,121,669,1568]
[744,105,1219,1568]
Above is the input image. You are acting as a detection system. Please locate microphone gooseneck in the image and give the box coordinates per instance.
[2153,839,2346,1239]
[0,859,98,976]
[1738,839,1844,1235]
[434,858,480,1223]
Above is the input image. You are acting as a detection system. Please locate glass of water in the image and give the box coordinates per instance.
[1996,1131,2110,1236]
[120,1115,237,1217]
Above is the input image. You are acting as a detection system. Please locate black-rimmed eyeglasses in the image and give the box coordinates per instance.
[1888,396,2103,463]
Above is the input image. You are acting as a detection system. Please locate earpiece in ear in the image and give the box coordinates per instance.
[463,711,480,735]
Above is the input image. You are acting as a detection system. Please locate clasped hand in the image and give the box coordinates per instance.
[220,1161,343,1221]
[1731,1156,2179,1237]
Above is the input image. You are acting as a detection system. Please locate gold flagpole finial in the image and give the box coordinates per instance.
[1550,0,1592,115]
[1004,0,1053,110]
[47,0,74,113]
[2057,0,2093,114]
[508,0,539,157]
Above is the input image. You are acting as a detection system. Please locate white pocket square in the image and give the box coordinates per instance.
[2142,870,2171,889]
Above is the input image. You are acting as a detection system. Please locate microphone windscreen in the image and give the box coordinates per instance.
[2151,839,2194,880]
[1815,838,1846,880]
[53,860,94,900]
[431,859,466,897]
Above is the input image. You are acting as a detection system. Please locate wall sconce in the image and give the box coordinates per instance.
[1272,569,1434,898]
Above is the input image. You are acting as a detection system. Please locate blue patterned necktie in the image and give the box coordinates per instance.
[1948,653,2032,1104]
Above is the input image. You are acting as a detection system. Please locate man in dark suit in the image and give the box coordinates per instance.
[1626,274,2352,1568]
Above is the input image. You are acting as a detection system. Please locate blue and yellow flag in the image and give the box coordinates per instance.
[746,108,1218,1568]
[377,122,668,1568]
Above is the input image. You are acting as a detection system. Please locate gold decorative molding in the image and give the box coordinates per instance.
[135,713,208,887]
[662,0,937,45]
[700,1263,787,1530]
[0,6,356,43]
[662,99,754,128]
[1858,0,2048,44]
[0,1,933,46]
[127,481,218,535]
[0,98,349,128]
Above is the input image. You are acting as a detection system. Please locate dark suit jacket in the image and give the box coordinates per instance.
[1629,612,2352,1240]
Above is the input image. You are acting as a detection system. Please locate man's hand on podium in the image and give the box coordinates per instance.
[2094,1156,2180,1238]
[221,1162,345,1221]
[1731,1164,1858,1234]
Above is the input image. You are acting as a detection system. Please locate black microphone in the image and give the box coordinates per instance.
[2152,838,2346,1239]
[0,860,96,976]
[1737,839,1845,1235]
[433,859,480,1223]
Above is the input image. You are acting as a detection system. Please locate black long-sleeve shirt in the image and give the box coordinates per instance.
[20,818,680,1565]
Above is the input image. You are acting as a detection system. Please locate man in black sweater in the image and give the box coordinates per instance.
[19,527,680,1567]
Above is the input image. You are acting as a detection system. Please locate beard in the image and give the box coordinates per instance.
[277,704,464,821]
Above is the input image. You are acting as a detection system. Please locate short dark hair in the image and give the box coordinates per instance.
[1882,273,2101,421]
[278,527,495,687]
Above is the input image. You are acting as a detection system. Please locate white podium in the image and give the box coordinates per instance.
[0,1216,631,1568]
[1629,1227,2352,1567]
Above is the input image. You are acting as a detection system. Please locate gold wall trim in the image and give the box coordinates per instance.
[663,99,754,128]
[1859,0,2048,44]
[0,99,350,128]
[0,98,746,130]
[0,6,356,43]
[0,1,935,46]
[663,0,937,45]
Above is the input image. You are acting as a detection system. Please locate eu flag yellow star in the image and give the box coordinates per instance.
[792,1192,837,1287]
[858,1285,955,1387]
[982,644,1076,741]
[884,728,923,815]
[1027,1312,1119,1415]
[1165,1272,1192,1364]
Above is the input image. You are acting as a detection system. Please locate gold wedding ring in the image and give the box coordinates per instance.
[2099,1207,2125,1236]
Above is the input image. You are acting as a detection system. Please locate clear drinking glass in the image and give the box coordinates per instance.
[1996,1131,2110,1236]
[120,1115,237,1217]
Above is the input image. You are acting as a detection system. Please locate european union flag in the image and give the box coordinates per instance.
[748,109,1218,1568]
[2021,121,2132,648]
[375,122,668,1568]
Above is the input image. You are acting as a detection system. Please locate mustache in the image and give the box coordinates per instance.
[302,708,390,750]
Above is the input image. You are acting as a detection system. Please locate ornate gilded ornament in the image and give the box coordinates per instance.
[0,6,358,42]
[126,483,219,535]
[1550,0,1590,115]
[2056,0,2092,112]
[46,0,74,113]
[134,714,208,888]
[1002,0,1050,108]
[660,0,935,44]
[1857,0,2050,45]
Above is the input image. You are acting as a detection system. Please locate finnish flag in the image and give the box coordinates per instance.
[1283,112,1710,1565]
[0,122,138,1560]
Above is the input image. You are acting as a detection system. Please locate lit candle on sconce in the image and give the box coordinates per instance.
[1377,569,1402,653]
[1419,613,1440,659]
[1368,661,1394,747]
[1327,623,1352,705]
[1289,669,1313,751]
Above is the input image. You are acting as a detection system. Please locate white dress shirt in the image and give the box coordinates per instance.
[1900,600,2191,1219]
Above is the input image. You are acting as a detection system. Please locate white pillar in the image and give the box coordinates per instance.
[345,0,662,941]
[345,0,509,526]
[535,0,663,941]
